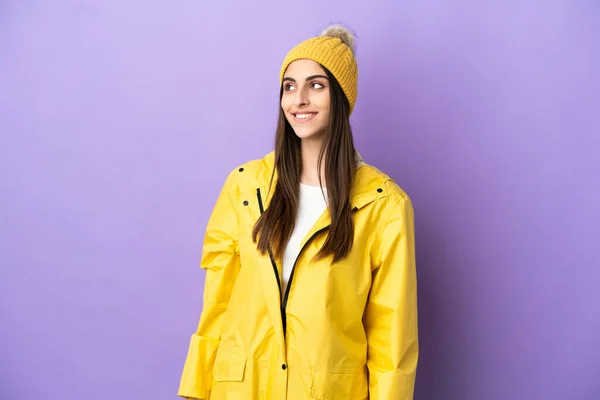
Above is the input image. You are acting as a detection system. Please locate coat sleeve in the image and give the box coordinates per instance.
[364,194,419,400]
[178,169,241,400]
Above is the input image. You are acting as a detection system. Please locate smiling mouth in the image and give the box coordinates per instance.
[292,112,318,123]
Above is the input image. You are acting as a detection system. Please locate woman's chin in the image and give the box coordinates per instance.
[293,127,326,141]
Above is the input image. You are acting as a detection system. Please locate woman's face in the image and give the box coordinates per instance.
[281,59,331,141]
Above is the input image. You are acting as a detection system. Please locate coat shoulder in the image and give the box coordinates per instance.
[225,151,275,194]
[357,163,412,206]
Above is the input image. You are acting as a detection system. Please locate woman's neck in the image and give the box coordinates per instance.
[300,138,326,187]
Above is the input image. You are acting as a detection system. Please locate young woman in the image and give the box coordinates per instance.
[178,24,418,400]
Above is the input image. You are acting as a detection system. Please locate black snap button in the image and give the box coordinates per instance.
[243,200,249,206]
[239,167,244,172]
[282,364,287,370]
[377,188,383,193]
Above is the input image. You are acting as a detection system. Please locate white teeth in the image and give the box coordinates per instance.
[296,113,315,119]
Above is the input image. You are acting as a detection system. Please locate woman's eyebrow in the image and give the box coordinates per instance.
[282,75,329,83]
[305,74,329,81]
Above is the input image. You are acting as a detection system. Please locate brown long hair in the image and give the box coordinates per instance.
[252,65,356,263]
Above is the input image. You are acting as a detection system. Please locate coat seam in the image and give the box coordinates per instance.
[375,190,405,267]
[227,168,242,254]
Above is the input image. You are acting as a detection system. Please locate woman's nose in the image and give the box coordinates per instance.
[294,86,309,107]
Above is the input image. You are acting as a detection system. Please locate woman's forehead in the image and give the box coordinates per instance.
[284,59,325,79]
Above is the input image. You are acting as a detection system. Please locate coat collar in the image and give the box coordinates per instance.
[253,150,388,212]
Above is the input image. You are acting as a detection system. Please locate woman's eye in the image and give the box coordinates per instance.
[311,82,324,89]
[285,84,296,91]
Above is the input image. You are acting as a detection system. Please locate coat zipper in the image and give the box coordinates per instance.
[281,225,330,335]
[256,188,283,298]
[256,188,358,337]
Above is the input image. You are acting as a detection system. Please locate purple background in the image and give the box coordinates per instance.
[1,1,599,399]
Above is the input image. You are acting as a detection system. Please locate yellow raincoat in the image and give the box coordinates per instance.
[178,151,418,400]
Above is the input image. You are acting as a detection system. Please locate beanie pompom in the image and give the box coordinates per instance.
[320,24,356,54]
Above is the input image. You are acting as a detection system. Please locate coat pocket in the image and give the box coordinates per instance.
[309,368,368,400]
[213,347,247,382]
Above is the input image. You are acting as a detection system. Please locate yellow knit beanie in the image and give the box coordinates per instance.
[280,24,358,114]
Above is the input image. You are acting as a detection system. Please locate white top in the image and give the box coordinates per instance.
[281,183,328,296]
